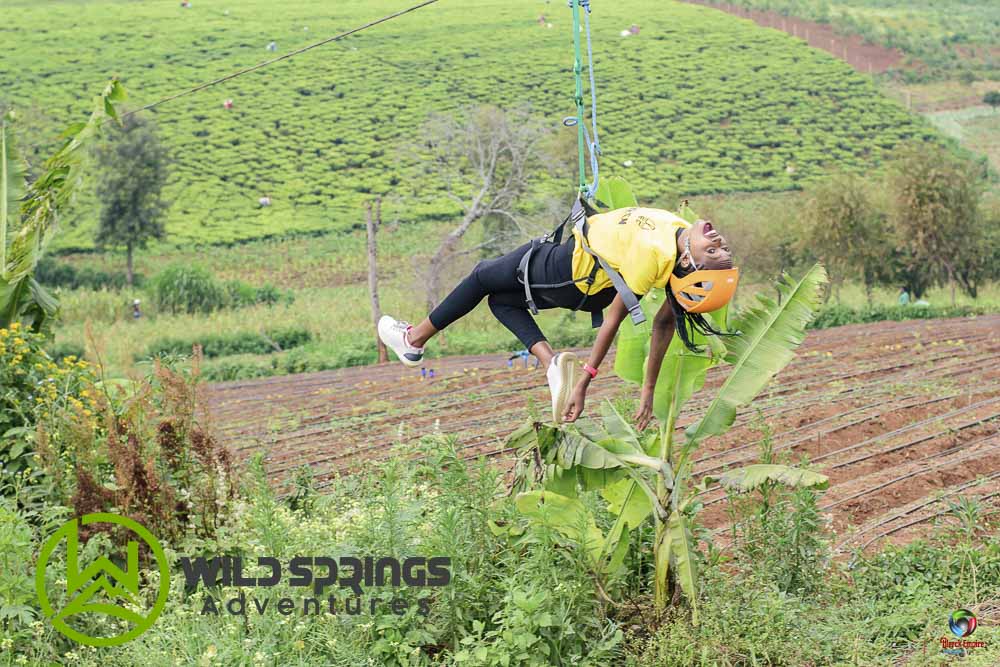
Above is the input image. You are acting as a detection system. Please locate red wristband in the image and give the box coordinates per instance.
[582,363,598,379]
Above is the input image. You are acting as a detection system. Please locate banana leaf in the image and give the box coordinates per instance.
[594,175,638,211]
[704,464,829,493]
[1,115,26,272]
[667,509,699,624]
[685,264,827,447]
[516,490,607,566]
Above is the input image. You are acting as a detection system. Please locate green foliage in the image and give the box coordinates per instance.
[706,464,829,493]
[0,499,36,627]
[34,256,145,290]
[149,263,293,315]
[685,264,828,447]
[801,170,887,299]
[142,327,311,360]
[887,141,989,299]
[44,340,86,364]
[1,80,125,332]
[0,1,937,250]
[985,91,1000,110]
[510,264,827,621]
[0,323,100,481]
[148,263,228,314]
[93,112,168,274]
[808,302,989,328]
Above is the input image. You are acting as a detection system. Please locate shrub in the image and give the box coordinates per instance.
[35,257,145,290]
[149,264,228,315]
[224,279,293,307]
[140,327,312,361]
[807,304,991,329]
[44,341,86,364]
[0,323,101,480]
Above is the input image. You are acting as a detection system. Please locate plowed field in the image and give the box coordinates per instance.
[206,315,1000,554]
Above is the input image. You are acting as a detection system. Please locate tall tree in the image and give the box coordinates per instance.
[886,142,986,300]
[93,112,169,287]
[802,171,887,304]
[420,106,547,313]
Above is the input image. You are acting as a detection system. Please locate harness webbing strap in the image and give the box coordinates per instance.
[518,240,540,314]
[576,227,646,326]
[517,198,647,328]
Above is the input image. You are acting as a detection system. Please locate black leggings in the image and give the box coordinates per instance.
[428,238,616,350]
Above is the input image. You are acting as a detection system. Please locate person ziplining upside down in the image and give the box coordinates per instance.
[378,203,738,429]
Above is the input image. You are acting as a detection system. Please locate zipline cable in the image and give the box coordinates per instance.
[119,0,441,120]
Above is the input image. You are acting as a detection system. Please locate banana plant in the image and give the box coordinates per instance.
[1,79,126,332]
[509,179,830,622]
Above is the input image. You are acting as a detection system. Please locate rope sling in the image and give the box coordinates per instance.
[516,0,648,328]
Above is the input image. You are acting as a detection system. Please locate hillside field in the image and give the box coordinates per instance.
[1,0,935,251]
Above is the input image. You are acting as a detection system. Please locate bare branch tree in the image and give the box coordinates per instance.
[419,106,548,313]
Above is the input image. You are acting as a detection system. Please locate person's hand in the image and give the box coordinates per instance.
[563,384,587,423]
[633,387,654,431]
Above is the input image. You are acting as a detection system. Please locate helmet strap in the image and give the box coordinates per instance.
[681,232,702,272]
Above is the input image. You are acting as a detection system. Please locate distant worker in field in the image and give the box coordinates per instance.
[379,206,737,427]
[898,287,910,306]
[258,194,272,207]
[132,299,142,319]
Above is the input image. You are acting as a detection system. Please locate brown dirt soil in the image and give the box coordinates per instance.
[682,0,907,74]
[206,315,1000,554]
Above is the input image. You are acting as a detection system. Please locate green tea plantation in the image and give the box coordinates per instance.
[2,0,936,250]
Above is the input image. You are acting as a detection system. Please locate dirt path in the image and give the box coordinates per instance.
[206,315,1000,553]
[681,0,906,74]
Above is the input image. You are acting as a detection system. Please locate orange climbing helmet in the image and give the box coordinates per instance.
[668,268,740,314]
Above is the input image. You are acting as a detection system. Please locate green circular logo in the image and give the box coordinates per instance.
[35,513,170,647]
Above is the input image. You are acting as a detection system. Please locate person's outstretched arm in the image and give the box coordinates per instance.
[564,294,629,422]
[633,298,676,431]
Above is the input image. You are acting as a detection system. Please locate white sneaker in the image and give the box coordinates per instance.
[378,315,424,367]
[547,351,578,424]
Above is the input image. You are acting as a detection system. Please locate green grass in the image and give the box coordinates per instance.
[925,106,1000,174]
[1,0,936,251]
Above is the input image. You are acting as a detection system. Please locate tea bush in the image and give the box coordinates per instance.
[1,0,937,250]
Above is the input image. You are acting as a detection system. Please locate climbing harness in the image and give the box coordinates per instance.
[516,199,647,329]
